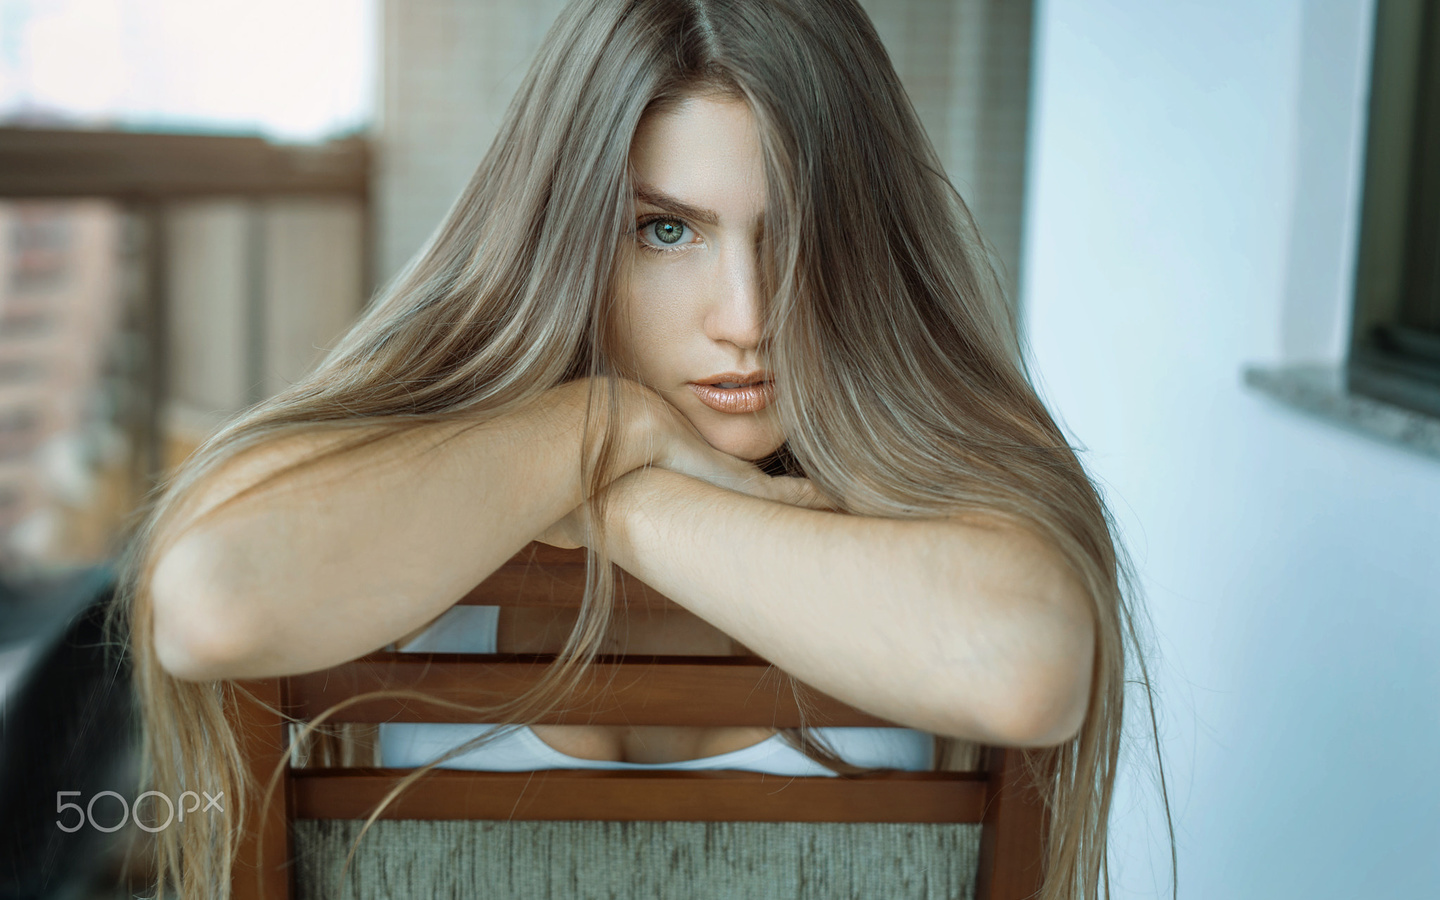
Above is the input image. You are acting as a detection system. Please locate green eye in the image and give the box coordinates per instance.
[651,220,684,243]
[635,215,693,253]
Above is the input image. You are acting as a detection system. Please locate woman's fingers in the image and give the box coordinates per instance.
[537,469,836,554]
[628,385,840,511]
[683,458,836,512]
[666,446,800,505]
[773,476,838,510]
[751,475,838,510]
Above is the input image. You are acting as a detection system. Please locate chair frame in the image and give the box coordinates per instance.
[228,544,1048,899]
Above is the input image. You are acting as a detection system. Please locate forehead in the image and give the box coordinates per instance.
[629,95,765,224]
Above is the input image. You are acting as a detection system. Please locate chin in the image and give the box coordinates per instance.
[695,419,785,462]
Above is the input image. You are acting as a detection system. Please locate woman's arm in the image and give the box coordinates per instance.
[591,466,1095,748]
[151,378,656,682]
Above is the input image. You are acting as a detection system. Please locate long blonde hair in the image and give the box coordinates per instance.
[105,0,1173,896]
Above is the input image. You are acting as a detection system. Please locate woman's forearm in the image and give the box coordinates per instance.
[597,467,1095,747]
[151,378,649,681]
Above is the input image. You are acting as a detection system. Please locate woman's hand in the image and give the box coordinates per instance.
[534,467,833,550]
[631,387,837,509]
[535,386,839,549]
[535,464,836,549]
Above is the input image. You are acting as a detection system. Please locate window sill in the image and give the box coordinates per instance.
[1242,362,1440,461]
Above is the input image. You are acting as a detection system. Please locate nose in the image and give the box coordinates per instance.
[704,241,763,352]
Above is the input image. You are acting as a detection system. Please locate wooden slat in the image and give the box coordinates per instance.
[975,747,1048,900]
[455,543,682,610]
[288,655,894,727]
[293,768,987,823]
[230,679,295,900]
[0,127,368,198]
[261,539,1048,891]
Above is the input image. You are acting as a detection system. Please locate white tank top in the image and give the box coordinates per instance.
[377,605,934,775]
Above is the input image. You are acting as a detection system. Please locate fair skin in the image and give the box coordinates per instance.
[150,93,1092,758]
[610,95,786,462]
[529,93,799,761]
[537,94,1095,750]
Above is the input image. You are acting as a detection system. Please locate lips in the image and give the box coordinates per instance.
[692,370,770,387]
[688,371,774,414]
[689,382,773,413]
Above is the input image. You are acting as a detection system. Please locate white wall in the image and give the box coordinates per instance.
[1022,0,1440,897]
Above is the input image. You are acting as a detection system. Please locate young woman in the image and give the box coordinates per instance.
[110,0,1171,897]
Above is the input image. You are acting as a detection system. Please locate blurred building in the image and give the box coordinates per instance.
[0,0,376,572]
[0,200,125,567]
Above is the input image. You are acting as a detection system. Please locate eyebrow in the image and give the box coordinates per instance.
[633,182,762,228]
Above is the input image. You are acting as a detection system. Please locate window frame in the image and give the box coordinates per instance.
[1347,0,1440,418]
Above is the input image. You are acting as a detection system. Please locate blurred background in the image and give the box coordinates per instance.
[0,0,375,574]
[0,0,1435,898]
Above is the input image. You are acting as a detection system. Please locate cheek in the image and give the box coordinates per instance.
[619,275,688,370]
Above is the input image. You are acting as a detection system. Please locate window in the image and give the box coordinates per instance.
[1348,0,1440,417]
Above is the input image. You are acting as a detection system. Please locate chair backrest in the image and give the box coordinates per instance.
[228,543,1047,899]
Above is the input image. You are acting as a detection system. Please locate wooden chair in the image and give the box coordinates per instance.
[228,543,1048,899]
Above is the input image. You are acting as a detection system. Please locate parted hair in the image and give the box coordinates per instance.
[105,0,1172,897]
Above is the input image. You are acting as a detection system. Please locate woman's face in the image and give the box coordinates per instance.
[612,93,784,462]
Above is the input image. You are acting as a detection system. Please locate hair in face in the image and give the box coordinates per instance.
[110,1,1170,898]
